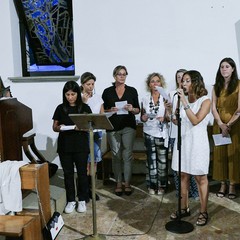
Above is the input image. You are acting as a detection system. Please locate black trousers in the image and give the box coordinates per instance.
[59,152,89,202]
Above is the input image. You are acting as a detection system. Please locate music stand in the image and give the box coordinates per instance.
[69,113,113,240]
[165,98,194,234]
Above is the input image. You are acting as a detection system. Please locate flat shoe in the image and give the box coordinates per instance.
[228,193,237,199]
[216,191,225,198]
[115,187,123,196]
[216,183,227,198]
[124,186,132,196]
[228,184,237,199]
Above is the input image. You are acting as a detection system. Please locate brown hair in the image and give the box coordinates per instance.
[112,65,128,77]
[182,70,208,98]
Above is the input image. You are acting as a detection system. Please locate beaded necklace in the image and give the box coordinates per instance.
[149,95,160,118]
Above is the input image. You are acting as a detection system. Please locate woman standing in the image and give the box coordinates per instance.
[52,81,91,214]
[141,72,169,195]
[81,72,104,201]
[212,57,240,199]
[166,70,211,226]
[168,69,199,200]
[102,65,140,196]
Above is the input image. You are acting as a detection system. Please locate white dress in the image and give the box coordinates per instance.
[171,96,210,175]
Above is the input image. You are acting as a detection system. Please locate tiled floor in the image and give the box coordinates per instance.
[50,172,240,240]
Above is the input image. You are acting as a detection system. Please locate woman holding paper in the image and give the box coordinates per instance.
[212,57,240,199]
[102,65,140,196]
[52,81,92,214]
[165,70,211,226]
[140,72,169,195]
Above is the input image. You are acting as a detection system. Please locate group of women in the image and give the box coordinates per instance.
[52,58,240,227]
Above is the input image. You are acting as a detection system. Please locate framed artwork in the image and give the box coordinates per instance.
[13,0,75,77]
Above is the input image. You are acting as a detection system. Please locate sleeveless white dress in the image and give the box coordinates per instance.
[171,96,210,175]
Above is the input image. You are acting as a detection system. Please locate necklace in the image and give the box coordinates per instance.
[149,95,160,117]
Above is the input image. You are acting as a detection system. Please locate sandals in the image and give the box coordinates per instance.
[115,187,123,196]
[228,184,237,199]
[216,183,237,199]
[170,208,208,226]
[216,182,227,198]
[124,186,133,196]
[196,212,208,226]
[115,184,133,196]
[170,207,190,220]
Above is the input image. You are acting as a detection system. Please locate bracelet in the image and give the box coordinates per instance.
[168,113,174,120]
[184,104,190,110]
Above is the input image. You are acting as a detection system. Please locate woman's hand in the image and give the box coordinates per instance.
[156,116,164,123]
[164,100,172,112]
[124,104,133,112]
[220,123,230,137]
[176,88,188,105]
[82,92,91,103]
[110,106,118,112]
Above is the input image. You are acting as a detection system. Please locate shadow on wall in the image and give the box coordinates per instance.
[34,135,58,163]
[235,19,240,63]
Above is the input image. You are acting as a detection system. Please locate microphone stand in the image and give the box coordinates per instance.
[165,95,194,233]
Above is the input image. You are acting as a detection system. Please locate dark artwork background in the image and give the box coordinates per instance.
[14,0,75,76]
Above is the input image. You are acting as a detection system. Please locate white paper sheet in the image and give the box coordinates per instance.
[60,125,76,131]
[104,112,115,118]
[212,134,232,146]
[115,101,128,115]
[155,86,171,102]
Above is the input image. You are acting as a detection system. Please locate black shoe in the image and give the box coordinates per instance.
[115,187,123,196]
[196,212,208,226]
[89,190,100,201]
[124,186,133,196]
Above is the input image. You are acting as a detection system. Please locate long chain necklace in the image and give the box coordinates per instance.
[149,95,160,115]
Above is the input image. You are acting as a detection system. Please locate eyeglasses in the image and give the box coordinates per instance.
[116,73,127,77]
[150,79,160,83]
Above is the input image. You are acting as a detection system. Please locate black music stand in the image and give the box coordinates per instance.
[165,98,194,234]
[69,113,113,240]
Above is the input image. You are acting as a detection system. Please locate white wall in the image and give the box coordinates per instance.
[1,0,240,161]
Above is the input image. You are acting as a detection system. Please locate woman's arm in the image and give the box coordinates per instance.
[211,88,229,136]
[185,98,211,126]
[100,104,105,114]
[211,88,223,125]
[227,86,240,128]
[52,120,62,132]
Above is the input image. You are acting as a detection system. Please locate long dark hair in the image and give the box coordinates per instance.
[183,70,208,98]
[214,57,239,97]
[62,81,83,113]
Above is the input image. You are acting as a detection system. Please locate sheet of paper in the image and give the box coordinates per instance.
[60,125,76,131]
[212,134,232,146]
[104,112,115,118]
[115,101,128,115]
[155,86,171,102]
